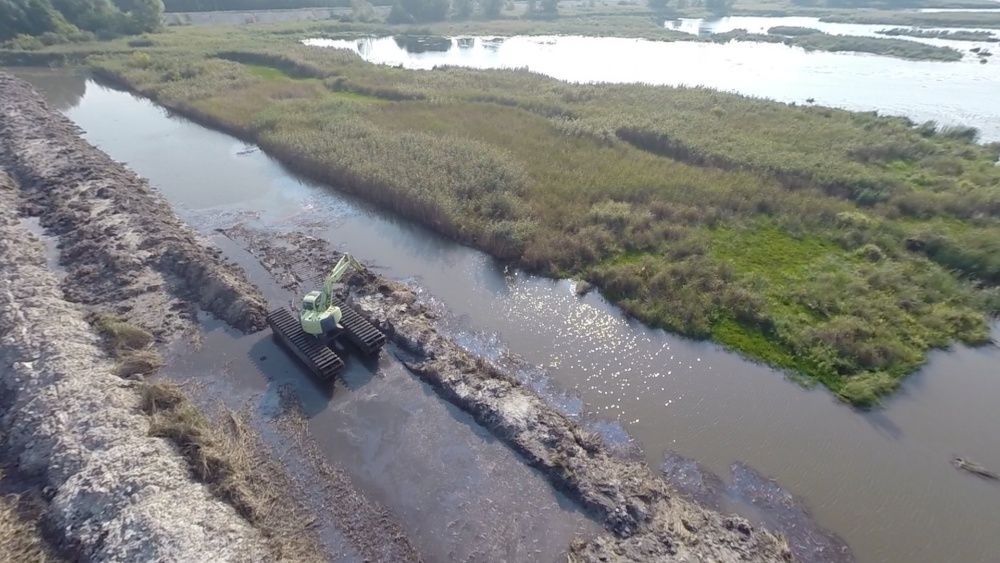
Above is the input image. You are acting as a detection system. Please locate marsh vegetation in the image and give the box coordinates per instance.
[716,27,964,59]
[63,20,1000,406]
[878,27,1000,42]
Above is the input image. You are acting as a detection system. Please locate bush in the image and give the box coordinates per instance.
[939,125,979,143]
[129,50,153,68]
[837,372,898,407]
[6,34,45,50]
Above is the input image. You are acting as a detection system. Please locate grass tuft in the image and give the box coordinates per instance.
[141,383,321,561]
[0,471,55,562]
[90,315,163,379]
[92,314,154,352]
[113,349,165,378]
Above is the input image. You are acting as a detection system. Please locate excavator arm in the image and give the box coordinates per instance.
[315,254,365,313]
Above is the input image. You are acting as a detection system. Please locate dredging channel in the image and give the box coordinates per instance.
[4,67,1000,562]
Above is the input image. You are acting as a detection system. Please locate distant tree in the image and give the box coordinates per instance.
[350,0,375,20]
[1,0,67,40]
[539,0,555,14]
[50,0,120,32]
[386,0,447,22]
[451,0,471,19]
[704,0,732,15]
[478,0,501,17]
[115,0,164,33]
[2,0,157,42]
[647,0,670,12]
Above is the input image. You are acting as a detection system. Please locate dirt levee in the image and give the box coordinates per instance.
[0,73,266,337]
[0,169,269,559]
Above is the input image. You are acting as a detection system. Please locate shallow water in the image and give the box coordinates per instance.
[13,70,1000,563]
[305,26,1000,142]
[665,14,999,46]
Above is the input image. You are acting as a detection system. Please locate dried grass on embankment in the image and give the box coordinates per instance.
[0,469,57,562]
[93,316,321,562]
[140,383,322,563]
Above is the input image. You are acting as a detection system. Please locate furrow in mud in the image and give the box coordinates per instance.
[0,169,270,560]
[0,73,267,339]
[222,225,793,563]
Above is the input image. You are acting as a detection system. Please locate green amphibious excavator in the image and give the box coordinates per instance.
[267,254,386,382]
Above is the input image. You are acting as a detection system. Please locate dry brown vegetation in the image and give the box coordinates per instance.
[141,382,322,562]
[89,315,320,558]
[91,314,165,378]
[0,465,59,562]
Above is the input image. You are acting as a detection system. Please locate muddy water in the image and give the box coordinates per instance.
[13,71,1000,563]
[306,29,1000,142]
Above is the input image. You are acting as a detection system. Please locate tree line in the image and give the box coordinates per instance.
[1,0,162,42]
[161,0,388,12]
[388,0,557,23]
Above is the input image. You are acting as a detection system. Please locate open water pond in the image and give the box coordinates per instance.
[306,21,1000,141]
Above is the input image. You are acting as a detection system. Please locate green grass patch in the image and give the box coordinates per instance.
[710,224,836,281]
[244,63,291,80]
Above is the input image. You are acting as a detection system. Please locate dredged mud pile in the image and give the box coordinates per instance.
[0,73,266,339]
[222,225,793,562]
[0,170,270,559]
[662,453,854,563]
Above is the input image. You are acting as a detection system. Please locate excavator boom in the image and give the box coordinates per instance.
[316,254,366,312]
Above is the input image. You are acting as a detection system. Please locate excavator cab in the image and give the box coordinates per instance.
[302,291,319,311]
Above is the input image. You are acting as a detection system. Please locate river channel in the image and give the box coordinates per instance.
[10,67,1000,563]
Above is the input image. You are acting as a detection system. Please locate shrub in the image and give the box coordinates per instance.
[837,372,898,407]
[939,125,979,143]
[128,51,152,68]
[6,34,44,50]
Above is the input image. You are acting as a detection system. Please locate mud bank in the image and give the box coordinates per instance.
[662,453,853,563]
[0,170,270,559]
[222,225,792,562]
[0,73,266,339]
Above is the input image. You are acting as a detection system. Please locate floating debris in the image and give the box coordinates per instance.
[953,458,999,481]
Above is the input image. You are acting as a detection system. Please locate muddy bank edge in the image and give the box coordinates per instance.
[0,72,267,338]
[0,167,272,559]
